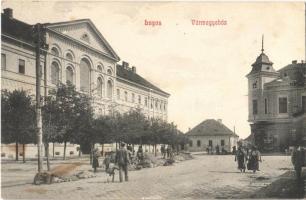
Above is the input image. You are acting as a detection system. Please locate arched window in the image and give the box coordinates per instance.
[80,58,91,92]
[107,80,113,99]
[51,62,60,85]
[97,77,104,97]
[107,69,112,76]
[51,47,59,57]
[97,65,103,72]
[66,53,73,61]
[66,66,73,84]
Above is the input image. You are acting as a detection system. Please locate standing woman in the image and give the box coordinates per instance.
[235,146,247,172]
[249,146,261,173]
[92,148,100,173]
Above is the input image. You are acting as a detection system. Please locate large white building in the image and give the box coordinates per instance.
[246,45,306,152]
[1,8,169,158]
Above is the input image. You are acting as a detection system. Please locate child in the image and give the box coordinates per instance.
[104,151,118,182]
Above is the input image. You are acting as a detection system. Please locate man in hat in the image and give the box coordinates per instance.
[291,145,305,181]
[115,143,129,182]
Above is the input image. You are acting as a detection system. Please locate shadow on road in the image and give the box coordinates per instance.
[247,170,305,199]
[208,171,243,174]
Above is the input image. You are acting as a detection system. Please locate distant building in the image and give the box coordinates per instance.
[186,119,239,153]
[246,40,306,152]
[1,8,169,159]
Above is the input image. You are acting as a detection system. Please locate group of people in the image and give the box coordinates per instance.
[92,143,130,182]
[92,144,171,182]
[234,145,261,173]
[160,145,174,159]
[206,145,227,155]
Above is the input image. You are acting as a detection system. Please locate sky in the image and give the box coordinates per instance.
[2,1,305,139]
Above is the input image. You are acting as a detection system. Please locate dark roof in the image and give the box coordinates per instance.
[116,64,169,96]
[252,53,273,66]
[248,52,275,75]
[186,119,239,137]
[1,13,34,44]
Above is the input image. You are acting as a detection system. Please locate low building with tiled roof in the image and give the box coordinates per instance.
[186,119,239,153]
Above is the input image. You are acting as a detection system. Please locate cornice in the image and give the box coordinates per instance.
[116,76,170,98]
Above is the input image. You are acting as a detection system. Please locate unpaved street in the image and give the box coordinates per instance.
[2,155,292,199]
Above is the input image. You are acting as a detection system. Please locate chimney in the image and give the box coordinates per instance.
[132,66,136,73]
[3,8,13,18]
[122,61,129,69]
[217,119,222,124]
[292,60,297,64]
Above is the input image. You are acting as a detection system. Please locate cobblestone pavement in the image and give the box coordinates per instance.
[2,155,292,199]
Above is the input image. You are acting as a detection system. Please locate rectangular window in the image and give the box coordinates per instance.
[138,95,141,104]
[18,59,25,74]
[221,140,225,146]
[151,98,153,109]
[117,89,120,100]
[132,93,135,103]
[264,98,268,114]
[209,140,213,147]
[197,140,201,147]
[253,99,258,115]
[279,97,288,114]
[1,54,6,70]
[145,97,148,107]
[302,96,306,112]
[125,91,128,102]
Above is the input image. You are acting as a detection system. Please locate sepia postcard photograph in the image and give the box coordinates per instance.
[1,0,306,199]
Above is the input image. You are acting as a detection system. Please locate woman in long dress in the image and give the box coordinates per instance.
[235,146,246,172]
[248,146,261,173]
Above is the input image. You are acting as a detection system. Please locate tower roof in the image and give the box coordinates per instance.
[252,52,273,67]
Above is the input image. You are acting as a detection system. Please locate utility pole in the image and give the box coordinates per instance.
[33,23,48,173]
[35,23,43,172]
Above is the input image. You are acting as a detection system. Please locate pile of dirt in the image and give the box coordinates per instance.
[173,152,193,162]
[128,152,194,170]
[52,171,96,183]
[50,163,82,177]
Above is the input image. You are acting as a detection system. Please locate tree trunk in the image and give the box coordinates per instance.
[52,142,55,158]
[154,144,157,157]
[101,144,104,157]
[132,144,135,155]
[15,141,19,161]
[45,143,50,171]
[89,143,93,165]
[22,143,25,163]
[63,141,67,160]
